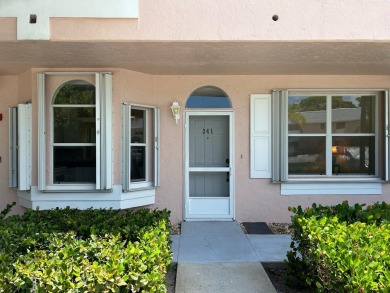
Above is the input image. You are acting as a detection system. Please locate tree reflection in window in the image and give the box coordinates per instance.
[288,94,376,176]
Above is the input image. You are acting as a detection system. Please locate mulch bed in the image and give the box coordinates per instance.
[263,264,312,293]
[166,263,177,293]
[267,222,294,235]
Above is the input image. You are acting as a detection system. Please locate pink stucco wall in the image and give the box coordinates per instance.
[1,70,390,223]
[50,0,390,41]
[2,1,390,42]
[113,69,156,185]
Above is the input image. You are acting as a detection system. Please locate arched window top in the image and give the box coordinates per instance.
[53,80,95,105]
[186,85,232,108]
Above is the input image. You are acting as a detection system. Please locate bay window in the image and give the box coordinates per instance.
[38,72,112,191]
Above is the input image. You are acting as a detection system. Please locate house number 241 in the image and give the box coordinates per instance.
[202,128,213,134]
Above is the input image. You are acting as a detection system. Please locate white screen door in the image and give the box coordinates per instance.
[185,112,234,220]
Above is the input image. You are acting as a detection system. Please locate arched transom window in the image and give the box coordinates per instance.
[186,85,232,108]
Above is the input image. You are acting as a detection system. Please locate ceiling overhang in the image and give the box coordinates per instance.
[1,41,390,76]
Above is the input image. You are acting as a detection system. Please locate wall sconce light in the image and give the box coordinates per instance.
[170,101,181,124]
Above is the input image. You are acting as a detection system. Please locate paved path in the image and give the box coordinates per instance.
[170,221,292,293]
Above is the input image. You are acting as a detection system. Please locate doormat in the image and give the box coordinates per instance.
[242,222,273,234]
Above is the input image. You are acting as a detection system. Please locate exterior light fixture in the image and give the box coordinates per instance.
[170,101,181,124]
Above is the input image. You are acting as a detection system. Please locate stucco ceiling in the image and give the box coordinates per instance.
[1,41,390,75]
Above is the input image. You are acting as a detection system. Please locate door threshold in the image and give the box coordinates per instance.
[185,218,234,221]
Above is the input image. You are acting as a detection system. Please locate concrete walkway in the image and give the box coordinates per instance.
[170,221,292,293]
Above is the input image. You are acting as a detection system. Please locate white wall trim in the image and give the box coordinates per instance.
[17,185,155,210]
[0,0,138,40]
[281,182,382,195]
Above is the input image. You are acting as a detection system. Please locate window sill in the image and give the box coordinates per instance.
[123,186,155,192]
[17,185,155,209]
[42,184,109,193]
[123,181,154,192]
[281,181,382,195]
[286,177,383,183]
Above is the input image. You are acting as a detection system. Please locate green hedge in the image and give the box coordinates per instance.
[287,201,390,292]
[0,203,172,292]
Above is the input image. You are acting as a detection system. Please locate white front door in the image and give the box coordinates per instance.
[184,112,234,220]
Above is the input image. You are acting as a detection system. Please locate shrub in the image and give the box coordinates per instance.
[0,205,172,292]
[287,201,390,292]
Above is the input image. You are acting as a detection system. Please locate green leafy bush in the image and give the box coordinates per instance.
[287,201,390,292]
[0,205,172,292]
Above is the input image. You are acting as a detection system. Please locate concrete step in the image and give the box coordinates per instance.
[175,262,276,293]
[171,222,292,292]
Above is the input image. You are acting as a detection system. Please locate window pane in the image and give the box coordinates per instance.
[288,96,326,134]
[332,136,375,174]
[131,109,145,143]
[288,137,326,175]
[54,107,96,143]
[131,146,146,182]
[189,172,229,197]
[332,95,375,133]
[53,146,96,183]
[54,82,95,105]
[186,96,232,108]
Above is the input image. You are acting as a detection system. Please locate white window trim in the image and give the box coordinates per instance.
[271,89,389,193]
[38,72,112,192]
[9,103,32,191]
[122,103,160,192]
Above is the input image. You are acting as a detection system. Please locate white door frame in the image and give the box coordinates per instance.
[184,110,235,220]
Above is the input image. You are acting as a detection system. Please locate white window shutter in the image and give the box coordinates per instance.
[18,104,32,190]
[9,104,32,191]
[250,94,272,178]
[272,90,288,182]
[8,107,18,188]
[97,73,113,190]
